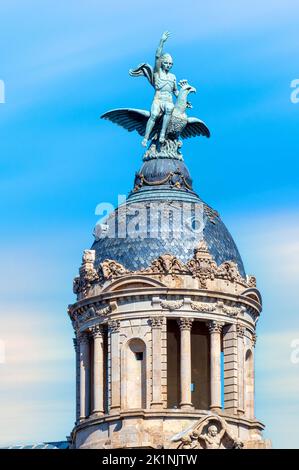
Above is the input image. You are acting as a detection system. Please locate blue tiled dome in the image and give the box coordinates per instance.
[92,157,245,277]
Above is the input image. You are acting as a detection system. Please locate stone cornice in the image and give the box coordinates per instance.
[73,409,265,433]
[69,290,260,329]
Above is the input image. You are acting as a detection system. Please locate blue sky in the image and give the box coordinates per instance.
[0,0,298,448]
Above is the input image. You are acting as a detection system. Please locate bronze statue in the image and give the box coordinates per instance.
[101,32,210,160]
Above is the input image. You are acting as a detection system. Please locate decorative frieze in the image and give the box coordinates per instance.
[222,305,244,317]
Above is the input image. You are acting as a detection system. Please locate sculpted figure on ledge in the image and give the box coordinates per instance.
[176,415,243,449]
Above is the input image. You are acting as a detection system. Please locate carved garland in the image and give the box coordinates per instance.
[160,300,184,311]
[190,301,216,313]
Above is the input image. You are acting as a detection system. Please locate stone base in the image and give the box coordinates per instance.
[72,410,270,449]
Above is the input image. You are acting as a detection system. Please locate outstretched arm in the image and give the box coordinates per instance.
[155,31,170,72]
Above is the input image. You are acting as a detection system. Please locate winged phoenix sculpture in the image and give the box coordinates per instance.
[101,31,210,161]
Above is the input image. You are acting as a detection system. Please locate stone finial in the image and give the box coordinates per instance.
[73,249,99,297]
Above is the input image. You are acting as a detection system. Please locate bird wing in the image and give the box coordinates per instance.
[181,117,211,139]
[101,108,150,137]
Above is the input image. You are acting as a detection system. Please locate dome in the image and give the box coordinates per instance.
[92,158,245,278]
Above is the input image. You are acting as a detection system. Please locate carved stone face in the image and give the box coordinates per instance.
[208,425,218,437]
[161,54,173,72]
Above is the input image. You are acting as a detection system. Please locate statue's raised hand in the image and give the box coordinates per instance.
[161,31,170,43]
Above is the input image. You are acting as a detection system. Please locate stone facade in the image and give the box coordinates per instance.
[68,241,270,449]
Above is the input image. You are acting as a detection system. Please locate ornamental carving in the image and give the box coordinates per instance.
[73,250,99,296]
[73,240,256,292]
[149,317,164,328]
[145,254,186,276]
[78,331,89,345]
[174,415,243,449]
[99,259,128,281]
[207,320,224,334]
[190,301,216,313]
[160,300,184,311]
[186,241,218,288]
[222,305,241,317]
[236,324,245,338]
[69,303,111,329]
[89,324,103,338]
[178,318,193,330]
[217,261,243,283]
[108,319,121,333]
[246,275,257,288]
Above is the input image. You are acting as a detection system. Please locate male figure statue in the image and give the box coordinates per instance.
[130,31,179,147]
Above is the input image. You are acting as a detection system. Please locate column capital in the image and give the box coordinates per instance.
[178,318,194,331]
[89,324,103,339]
[236,323,245,338]
[73,337,79,352]
[108,319,120,333]
[207,320,224,334]
[78,331,89,345]
[149,317,164,329]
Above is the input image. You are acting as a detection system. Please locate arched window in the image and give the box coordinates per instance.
[121,338,146,410]
[245,349,254,418]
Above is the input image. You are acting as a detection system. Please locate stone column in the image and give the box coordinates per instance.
[150,317,164,409]
[109,320,121,413]
[73,337,80,423]
[178,318,194,410]
[208,320,224,411]
[90,325,104,415]
[247,332,257,419]
[79,332,90,420]
[237,324,245,414]
[223,324,238,414]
